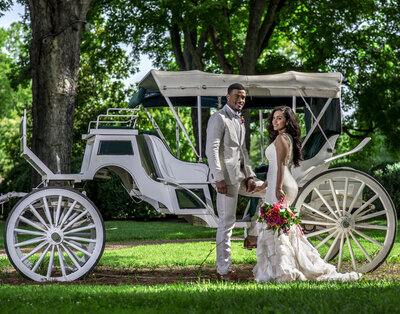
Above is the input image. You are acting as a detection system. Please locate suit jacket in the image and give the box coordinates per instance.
[206,105,255,185]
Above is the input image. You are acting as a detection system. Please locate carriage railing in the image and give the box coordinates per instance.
[87,108,140,132]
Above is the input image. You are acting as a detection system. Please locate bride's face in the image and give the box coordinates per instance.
[272,110,287,132]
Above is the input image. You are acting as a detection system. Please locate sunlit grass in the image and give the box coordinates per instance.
[0,281,400,313]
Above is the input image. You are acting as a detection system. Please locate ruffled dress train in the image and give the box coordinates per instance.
[253,133,360,282]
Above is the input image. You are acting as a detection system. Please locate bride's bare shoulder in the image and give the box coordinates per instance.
[275,133,290,146]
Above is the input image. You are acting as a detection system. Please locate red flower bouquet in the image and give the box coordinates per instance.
[257,201,301,236]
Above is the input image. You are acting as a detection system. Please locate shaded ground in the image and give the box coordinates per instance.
[0,239,399,285]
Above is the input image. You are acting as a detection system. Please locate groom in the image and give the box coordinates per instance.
[206,83,265,281]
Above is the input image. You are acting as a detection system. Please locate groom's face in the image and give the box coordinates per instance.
[227,89,246,112]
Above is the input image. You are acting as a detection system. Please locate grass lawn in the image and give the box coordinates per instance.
[0,281,400,313]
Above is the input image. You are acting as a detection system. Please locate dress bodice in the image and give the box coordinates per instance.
[264,133,297,204]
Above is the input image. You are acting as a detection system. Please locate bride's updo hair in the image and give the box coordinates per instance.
[267,106,303,167]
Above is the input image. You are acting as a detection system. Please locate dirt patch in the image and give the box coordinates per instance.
[1,262,399,286]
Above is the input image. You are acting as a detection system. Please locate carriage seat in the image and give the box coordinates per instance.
[136,133,209,184]
[292,134,339,186]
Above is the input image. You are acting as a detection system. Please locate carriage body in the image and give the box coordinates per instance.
[3,70,397,281]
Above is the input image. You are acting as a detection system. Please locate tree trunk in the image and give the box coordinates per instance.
[28,0,92,184]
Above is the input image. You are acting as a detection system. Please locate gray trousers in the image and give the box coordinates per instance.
[216,178,264,275]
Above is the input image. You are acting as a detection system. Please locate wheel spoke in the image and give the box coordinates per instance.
[305,226,337,238]
[323,231,341,262]
[62,210,88,231]
[14,228,46,237]
[64,240,92,257]
[61,243,82,270]
[64,236,96,243]
[301,219,337,226]
[352,229,383,248]
[352,194,379,217]
[328,179,341,216]
[20,241,48,262]
[28,205,50,230]
[349,231,373,262]
[63,242,84,263]
[302,204,337,222]
[337,233,345,272]
[32,243,51,272]
[18,216,46,232]
[15,236,46,248]
[42,197,53,227]
[46,245,55,279]
[54,195,62,227]
[355,223,388,231]
[315,229,339,249]
[342,177,349,215]
[64,224,96,235]
[347,182,365,214]
[313,188,339,219]
[59,200,77,227]
[346,234,357,270]
[356,210,387,222]
[57,245,67,278]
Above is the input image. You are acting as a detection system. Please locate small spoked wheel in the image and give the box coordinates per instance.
[5,187,105,282]
[294,168,397,273]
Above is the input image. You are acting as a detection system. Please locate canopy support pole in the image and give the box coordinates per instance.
[164,96,200,158]
[144,108,170,150]
[175,107,180,159]
[259,110,264,164]
[292,96,296,113]
[298,93,335,152]
[197,96,202,162]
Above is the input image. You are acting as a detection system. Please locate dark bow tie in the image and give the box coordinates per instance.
[233,112,241,119]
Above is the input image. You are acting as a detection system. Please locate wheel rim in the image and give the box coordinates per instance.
[5,187,105,282]
[295,168,397,273]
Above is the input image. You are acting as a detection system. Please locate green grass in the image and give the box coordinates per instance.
[104,220,244,242]
[0,241,255,268]
[0,281,400,313]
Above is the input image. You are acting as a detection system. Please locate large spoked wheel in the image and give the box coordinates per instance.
[5,187,105,282]
[294,168,397,273]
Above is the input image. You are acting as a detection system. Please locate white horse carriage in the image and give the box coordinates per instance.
[2,70,397,282]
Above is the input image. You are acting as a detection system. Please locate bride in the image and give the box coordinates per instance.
[252,106,360,282]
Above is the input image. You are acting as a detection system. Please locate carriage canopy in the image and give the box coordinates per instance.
[132,69,343,160]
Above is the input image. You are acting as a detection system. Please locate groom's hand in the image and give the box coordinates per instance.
[216,180,227,194]
[246,178,256,192]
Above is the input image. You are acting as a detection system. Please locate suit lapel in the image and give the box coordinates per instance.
[222,106,240,144]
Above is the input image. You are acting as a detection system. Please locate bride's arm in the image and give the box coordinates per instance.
[275,134,290,202]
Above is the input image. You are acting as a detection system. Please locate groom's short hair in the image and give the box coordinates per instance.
[227,83,246,94]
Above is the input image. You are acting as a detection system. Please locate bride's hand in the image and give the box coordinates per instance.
[252,181,267,193]
[276,188,285,203]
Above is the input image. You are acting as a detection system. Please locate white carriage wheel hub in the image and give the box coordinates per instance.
[47,228,64,244]
[338,213,354,231]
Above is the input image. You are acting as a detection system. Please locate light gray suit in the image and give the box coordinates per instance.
[206,105,264,275]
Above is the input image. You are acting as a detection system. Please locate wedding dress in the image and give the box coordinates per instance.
[253,133,360,282]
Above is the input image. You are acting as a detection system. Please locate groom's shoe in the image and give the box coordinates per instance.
[244,235,257,250]
[216,270,238,282]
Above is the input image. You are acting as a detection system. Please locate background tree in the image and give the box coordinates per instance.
[27,0,92,183]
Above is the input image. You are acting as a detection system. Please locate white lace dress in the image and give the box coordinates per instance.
[253,133,360,282]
